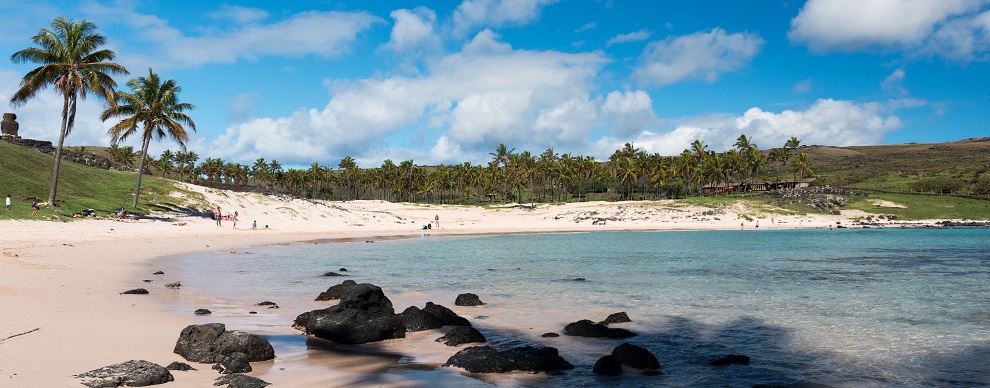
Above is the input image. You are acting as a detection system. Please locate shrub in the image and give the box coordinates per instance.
[909,176,963,194]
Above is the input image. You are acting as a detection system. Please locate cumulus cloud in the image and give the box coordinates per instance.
[594,99,919,157]
[451,0,557,36]
[633,28,764,87]
[385,7,441,56]
[606,29,651,46]
[207,5,269,24]
[602,90,657,136]
[789,0,990,61]
[82,3,381,69]
[206,30,609,166]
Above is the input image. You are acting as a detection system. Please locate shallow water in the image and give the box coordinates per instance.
[160,228,990,387]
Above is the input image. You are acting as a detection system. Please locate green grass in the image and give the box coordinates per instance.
[845,193,990,220]
[0,141,192,220]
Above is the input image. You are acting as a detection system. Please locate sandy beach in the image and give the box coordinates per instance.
[0,183,913,386]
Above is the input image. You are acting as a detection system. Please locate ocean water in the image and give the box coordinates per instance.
[160,228,990,387]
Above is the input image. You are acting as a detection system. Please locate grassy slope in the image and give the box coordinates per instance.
[0,141,193,220]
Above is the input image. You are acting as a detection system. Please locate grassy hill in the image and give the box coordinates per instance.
[0,141,196,220]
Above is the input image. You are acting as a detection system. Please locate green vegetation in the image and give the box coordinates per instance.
[845,193,990,220]
[0,141,194,220]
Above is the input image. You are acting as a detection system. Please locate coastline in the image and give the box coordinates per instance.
[0,186,950,386]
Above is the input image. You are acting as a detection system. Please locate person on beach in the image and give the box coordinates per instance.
[117,207,125,219]
[31,198,41,215]
[232,211,238,229]
[740,222,744,230]
[5,194,10,213]
[435,214,439,228]
[756,220,759,228]
[215,206,222,227]
[252,220,257,229]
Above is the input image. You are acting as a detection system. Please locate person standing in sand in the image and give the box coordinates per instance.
[232,211,238,229]
[5,194,10,213]
[215,206,222,227]
[435,214,440,228]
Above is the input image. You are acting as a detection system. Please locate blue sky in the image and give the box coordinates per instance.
[1,0,988,168]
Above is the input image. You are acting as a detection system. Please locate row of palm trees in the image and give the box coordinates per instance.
[143,134,814,205]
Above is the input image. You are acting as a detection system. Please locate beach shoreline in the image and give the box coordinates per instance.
[0,185,953,386]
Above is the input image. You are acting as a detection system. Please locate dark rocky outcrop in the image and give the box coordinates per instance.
[314,279,357,301]
[153,271,165,275]
[455,293,484,306]
[592,355,623,376]
[254,301,276,306]
[75,360,173,387]
[563,320,636,338]
[399,306,444,332]
[599,312,631,325]
[213,373,270,388]
[443,345,574,373]
[541,332,560,338]
[338,268,348,272]
[422,302,471,326]
[292,311,311,332]
[173,323,274,363]
[165,282,181,288]
[323,271,348,277]
[121,288,150,295]
[195,309,212,315]
[707,354,750,366]
[435,326,487,346]
[612,343,660,370]
[165,362,195,371]
[213,352,251,374]
[303,283,406,344]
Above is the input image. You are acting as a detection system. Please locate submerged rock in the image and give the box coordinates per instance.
[75,360,173,387]
[455,293,484,306]
[304,283,406,344]
[611,343,660,370]
[563,319,636,338]
[707,354,750,366]
[443,345,574,373]
[592,355,623,376]
[121,288,149,295]
[599,312,631,325]
[435,326,487,346]
[541,332,560,338]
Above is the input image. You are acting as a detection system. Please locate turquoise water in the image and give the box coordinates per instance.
[165,228,990,387]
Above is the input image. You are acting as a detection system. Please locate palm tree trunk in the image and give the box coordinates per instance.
[48,94,73,204]
[132,135,152,208]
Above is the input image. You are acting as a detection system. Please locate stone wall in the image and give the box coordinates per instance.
[1,135,136,172]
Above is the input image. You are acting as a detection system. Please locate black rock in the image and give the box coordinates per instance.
[292,311,311,332]
[612,343,660,370]
[455,293,484,306]
[399,306,444,332]
[436,326,487,346]
[339,267,348,272]
[173,323,275,363]
[153,271,165,275]
[323,271,348,277]
[212,352,252,374]
[143,279,153,282]
[592,355,623,376]
[314,279,358,301]
[194,309,212,315]
[165,282,181,288]
[573,278,586,281]
[708,354,750,366]
[541,332,560,338]
[599,312,632,325]
[213,373,271,388]
[75,360,173,387]
[423,302,471,326]
[255,301,277,306]
[443,345,574,373]
[121,288,149,295]
[563,319,636,338]
[304,283,406,344]
[165,361,195,371]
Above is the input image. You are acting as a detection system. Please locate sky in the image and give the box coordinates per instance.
[1,0,989,169]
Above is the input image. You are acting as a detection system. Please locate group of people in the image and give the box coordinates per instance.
[213,205,260,229]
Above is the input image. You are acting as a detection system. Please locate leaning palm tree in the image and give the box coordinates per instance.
[10,16,129,204]
[101,69,196,208]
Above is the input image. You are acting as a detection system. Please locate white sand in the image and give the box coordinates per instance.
[0,183,891,386]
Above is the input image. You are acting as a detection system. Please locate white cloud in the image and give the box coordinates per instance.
[575,21,596,33]
[792,78,812,94]
[633,28,764,87]
[207,5,269,24]
[82,3,381,69]
[789,0,990,61]
[882,68,908,95]
[207,30,609,166]
[594,99,920,157]
[606,29,651,46]
[602,90,657,136]
[385,7,441,56]
[451,0,557,36]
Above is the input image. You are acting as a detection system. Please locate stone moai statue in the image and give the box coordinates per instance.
[1,113,18,137]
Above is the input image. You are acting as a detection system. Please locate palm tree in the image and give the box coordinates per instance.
[10,16,129,204]
[791,153,813,183]
[101,69,195,207]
